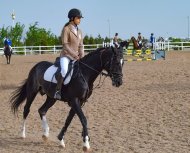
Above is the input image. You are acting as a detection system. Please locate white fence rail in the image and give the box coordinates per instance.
[0,42,190,55]
[155,41,190,51]
[0,44,103,55]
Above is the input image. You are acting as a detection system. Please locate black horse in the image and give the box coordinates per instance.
[4,45,12,64]
[10,44,126,151]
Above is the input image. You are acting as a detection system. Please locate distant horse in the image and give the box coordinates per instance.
[3,45,12,64]
[10,44,125,151]
[130,37,153,50]
[130,36,142,50]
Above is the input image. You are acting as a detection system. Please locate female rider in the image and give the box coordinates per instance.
[54,8,84,99]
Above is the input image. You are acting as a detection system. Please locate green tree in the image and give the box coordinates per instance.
[10,22,25,46]
[0,23,24,47]
[1,22,112,48]
[0,26,9,47]
[25,22,58,46]
[94,34,104,44]
[83,35,89,44]
[89,35,95,44]
[104,36,110,43]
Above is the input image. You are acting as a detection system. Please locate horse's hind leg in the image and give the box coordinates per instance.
[22,91,38,138]
[38,96,56,140]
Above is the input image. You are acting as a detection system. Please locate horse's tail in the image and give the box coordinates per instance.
[10,80,27,115]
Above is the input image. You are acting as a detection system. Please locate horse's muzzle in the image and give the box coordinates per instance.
[112,74,123,87]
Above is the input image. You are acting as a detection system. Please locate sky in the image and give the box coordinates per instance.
[0,0,190,40]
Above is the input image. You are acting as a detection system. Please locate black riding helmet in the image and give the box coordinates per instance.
[68,8,83,20]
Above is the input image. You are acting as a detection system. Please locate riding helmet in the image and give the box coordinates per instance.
[68,8,83,19]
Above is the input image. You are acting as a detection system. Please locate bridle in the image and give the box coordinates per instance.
[79,47,123,80]
[108,54,123,79]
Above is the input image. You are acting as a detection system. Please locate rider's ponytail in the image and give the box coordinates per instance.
[64,19,72,27]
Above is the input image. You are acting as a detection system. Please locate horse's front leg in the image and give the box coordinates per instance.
[9,55,11,64]
[57,108,75,148]
[71,98,90,152]
[6,55,10,64]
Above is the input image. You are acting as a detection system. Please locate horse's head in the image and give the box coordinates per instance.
[102,46,123,87]
[119,40,129,49]
[130,36,139,49]
[131,36,136,42]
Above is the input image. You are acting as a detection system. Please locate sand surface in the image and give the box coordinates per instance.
[0,51,190,153]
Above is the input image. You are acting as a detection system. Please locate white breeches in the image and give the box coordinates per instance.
[60,57,70,78]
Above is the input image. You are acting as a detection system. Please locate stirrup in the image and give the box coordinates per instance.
[54,91,61,100]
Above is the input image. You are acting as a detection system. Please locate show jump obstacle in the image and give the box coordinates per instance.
[123,49,165,61]
[103,41,166,62]
[123,41,165,61]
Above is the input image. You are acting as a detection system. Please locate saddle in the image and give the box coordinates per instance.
[54,57,73,81]
[43,57,76,85]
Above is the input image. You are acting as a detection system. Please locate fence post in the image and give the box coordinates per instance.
[167,41,169,51]
[54,45,56,54]
[24,46,26,55]
[39,46,41,54]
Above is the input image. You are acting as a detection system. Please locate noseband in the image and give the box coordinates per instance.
[108,55,123,79]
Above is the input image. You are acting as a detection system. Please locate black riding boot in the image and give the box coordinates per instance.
[54,73,64,100]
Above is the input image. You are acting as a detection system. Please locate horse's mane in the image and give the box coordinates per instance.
[81,47,106,61]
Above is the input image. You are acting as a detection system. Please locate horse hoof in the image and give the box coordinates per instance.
[83,146,91,152]
[21,134,26,139]
[59,139,65,148]
[42,135,48,142]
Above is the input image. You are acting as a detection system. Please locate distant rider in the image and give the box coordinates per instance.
[150,33,155,49]
[137,32,142,49]
[3,37,12,52]
[113,33,119,48]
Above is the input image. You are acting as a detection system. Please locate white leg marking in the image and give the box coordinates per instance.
[60,138,65,148]
[83,136,90,150]
[42,116,49,137]
[120,59,124,65]
[21,120,26,138]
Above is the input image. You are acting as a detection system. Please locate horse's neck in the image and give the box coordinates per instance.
[80,53,103,83]
[133,40,138,49]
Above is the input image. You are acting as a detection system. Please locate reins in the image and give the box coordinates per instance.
[79,61,109,77]
[79,60,109,90]
[79,49,111,90]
